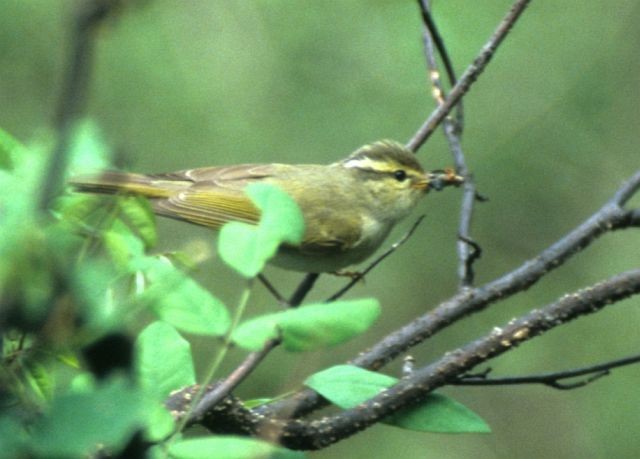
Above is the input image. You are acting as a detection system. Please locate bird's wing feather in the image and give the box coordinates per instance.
[298,213,363,255]
[153,188,260,229]
[157,164,286,189]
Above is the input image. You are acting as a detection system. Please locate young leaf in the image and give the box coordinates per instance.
[141,258,231,336]
[30,379,146,457]
[145,399,177,441]
[246,182,305,245]
[102,220,146,270]
[167,436,304,459]
[218,222,264,278]
[135,321,196,401]
[0,416,27,459]
[232,298,380,351]
[218,183,304,278]
[385,393,491,434]
[304,364,396,408]
[119,196,157,249]
[67,119,111,174]
[24,361,55,402]
[305,365,490,434]
[0,126,23,170]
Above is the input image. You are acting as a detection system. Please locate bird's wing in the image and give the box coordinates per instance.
[152,187,261,229]
[150,164,293,229]
[158,164,288,189]
[297,213,363,255]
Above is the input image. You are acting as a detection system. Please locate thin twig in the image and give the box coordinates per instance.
[39,0,120,210]
[418,0,480,288]
[257,274,287,305]
[417,0,463,131]
[289,273,320,307]
[406,0,532,152]
[189,337,281,423]
[327,216,426,302]
[458,234,482,286]
[454,353,640,389]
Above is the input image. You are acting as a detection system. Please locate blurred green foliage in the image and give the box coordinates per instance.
[1,1,639,458]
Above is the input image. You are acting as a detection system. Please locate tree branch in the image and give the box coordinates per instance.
[327,216,426,302]
[453,353,640,390]
[406,0,532,152]
[185,269,640,450]
[418,0,480,288]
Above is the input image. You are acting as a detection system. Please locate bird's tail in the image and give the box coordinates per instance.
[69,172,185,199]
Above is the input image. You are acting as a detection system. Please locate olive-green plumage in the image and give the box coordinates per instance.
[70,140,461,272]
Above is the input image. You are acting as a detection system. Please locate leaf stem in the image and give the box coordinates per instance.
[172,279,253,433]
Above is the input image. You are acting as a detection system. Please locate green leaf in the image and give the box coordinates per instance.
[0,126,23,170]
[53,193,107,227]
[71,260,119,327]
[243,398,274,409]
[0,416,27,458]
[67,119,111,174]
[119,196,158,249]
[218,222,264,278]
[102,219,146,270]
[167,436,304,459]
[135,321,196,401]
[305,365,490,434]
[24,361,54,402]
[304,364,396,408]
[145,400,177,441]
[385,393,491,434]
[141,258,231,336]
[246,182,305,245]
[232,298,380,351]
[31,378,146,457]
[218,183,304,278]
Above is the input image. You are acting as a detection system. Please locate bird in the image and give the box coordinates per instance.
[69,140,462,273]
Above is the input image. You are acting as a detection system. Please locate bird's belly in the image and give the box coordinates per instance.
[269,221,393,273]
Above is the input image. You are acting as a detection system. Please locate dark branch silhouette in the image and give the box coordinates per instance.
[453,353,640,390]
[406,0,532,152]
[170,269,640,450]
[417,0,480,288]
[39,0,122,210]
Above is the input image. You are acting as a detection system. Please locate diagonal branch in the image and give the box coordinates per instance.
[406,0,532,152]
[453,353,640,390]
[418,0,480,287]
[189,269,640,450]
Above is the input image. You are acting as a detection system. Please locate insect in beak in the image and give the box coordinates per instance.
[425,169,464,191]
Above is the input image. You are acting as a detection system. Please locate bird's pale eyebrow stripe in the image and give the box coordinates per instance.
[342,157,380,170]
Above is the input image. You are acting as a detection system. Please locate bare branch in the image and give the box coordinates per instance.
[289,273,320,307]
[327,216,426,302]
[417,0,463,130]
[191,269,640,450]
[189,337,281,423]
[406,0,532,152]
[257,274,287,305]
[418,0,480,287]
[454,353,640,389]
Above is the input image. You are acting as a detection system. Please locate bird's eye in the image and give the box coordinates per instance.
[393,170,407,182]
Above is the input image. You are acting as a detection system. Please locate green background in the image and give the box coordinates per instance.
[2,1,639,457]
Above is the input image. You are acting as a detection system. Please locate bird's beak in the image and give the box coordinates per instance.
[423,169,464,191]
